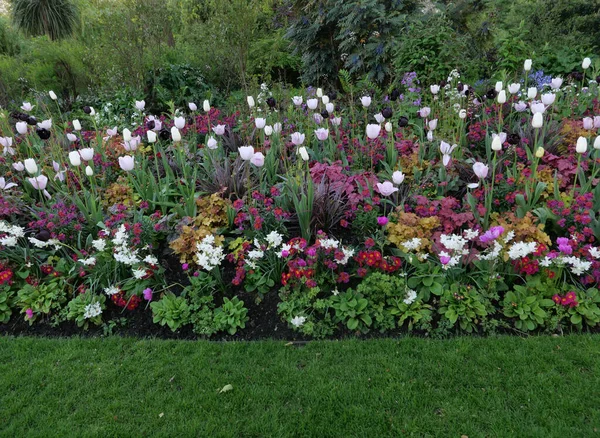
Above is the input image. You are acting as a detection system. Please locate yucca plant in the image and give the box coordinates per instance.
[11,0,78,40]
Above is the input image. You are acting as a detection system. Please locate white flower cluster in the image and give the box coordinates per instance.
[400,237,422,252]
[83,302,102,319]
[104,286,119,296]
[0,221,25,247]
[195,235,225,271]
[403,289,417,305]
[79,257,97,266]
[110,225,141,265]
[544,256,592,276]
[589,247,600,259]
[291,316,306,327]
[28,237,61,250]
[507,242,537,260]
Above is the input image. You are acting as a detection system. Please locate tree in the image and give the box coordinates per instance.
[11,0,77,40]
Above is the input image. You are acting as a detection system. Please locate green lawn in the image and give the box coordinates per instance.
[1,335,599,437]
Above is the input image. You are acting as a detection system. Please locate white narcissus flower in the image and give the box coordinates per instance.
[376,181,398,196]
[576,137,587,154]
[314,128,329,141]
[360,96,371,108]
[79,148,94,161]
[306,98,318,110]
[297,147,309,161]
[291,132,305,146]
[203,100,210,112]
[16,121,28,135]
[171,127,181,142]
[291,316,306,328]
[174,116,185,130]
[532,112,543,128]
[207,137,218,149]
[147,130,157,143]
[473,162,489,179]
[365,124,381,140]
[135,100,145,110]
[250,152,265,167]
[118,156,135,171]
[85,166,94,176]
[247,96,255,108]
[582,57,592,69]
[188,102,197,111]
[24,158,38,174]
[238,146,254,161]
[254,117,266,129]
[392,171,405,185]
[292,96,303,106]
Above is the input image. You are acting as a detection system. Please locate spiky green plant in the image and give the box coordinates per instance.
[11,0,77,40]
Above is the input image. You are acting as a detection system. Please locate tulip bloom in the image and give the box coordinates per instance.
[66,133,78,142]
[107,127,118,138]
[174,116,186,130]
[297,147,309,161]
[497,90,506,104]
[541,93,555,105]
[582,57,592,69]
[322,95,329,104]
[316,88,323,98]
[49,90,57,100]
[314,128,329,141]
[189,102,198,111]
[513,101,527,112]
[16,122,28,135]
[24,158,38,174]
[21,102,34,111]
[13,162,25,172]
[247,96,255,108]
[392,171,405,185]
[532,113,543,128]
[251,152,265,167]
[325,102,334,113]
[527,87,537,99]
[535,147,545,158]
[292,96,303,106]
[366,124,381,140]
[203,100,210,112]
[135,100,145,110]
[273,122,282,134]
[123,128,132,142]
[360,96,371,107]
[583,117,594,130]
[550,77,563,89]
[291,132,305,146]
[419,107,431,118]
[491,136,502,151]
[430,85,440,94]
[171,127,181,142]
[212,124,226,135]
[79,148,94,161]
[68,151,82,166]
[73,119,81,131]
[576,137,587,154]
[331,117,342,126]
[0,137,14,155]
[473,162,489,179]
[85,166,94,176]
[0,177,17,190]
[495,81,503,92]
[524,59,532,71]
[428,119,438,131]
[459,109,467,119]
[594,136,600,150]
[306,98,318,110]
[255,118,266,129]
[28,174,50,198]
[530,102,545,114]
[118,156,135,171]
[508,83,520,94]
[238,146,254,161]
[385,122,392,132]
[207,137,218,149]
[374,113,385,124]
[264,125,273,136]
[124,136,141,151]
[147,130,157,143]
[376,181,398,196]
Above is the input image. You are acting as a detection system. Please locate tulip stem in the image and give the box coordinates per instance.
[569,154,582,207]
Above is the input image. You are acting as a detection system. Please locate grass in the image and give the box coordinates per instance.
[1,335,599,437]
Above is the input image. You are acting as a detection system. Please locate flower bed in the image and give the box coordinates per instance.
[1,61,600,338]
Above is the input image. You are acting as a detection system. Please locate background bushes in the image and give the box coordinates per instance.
[0,0,597,110]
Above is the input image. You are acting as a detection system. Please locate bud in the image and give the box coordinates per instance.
[535,147,545,158]
[316,88,323,98]
[147,130,157,143]
[582,57,592,70]
[247,96,255,109]
[385,122,392,132]
[524,59,532,71]
[497,90,506,104]
[85,166,94,176]
[491,136,502,151]
[49,90,57,100]
[532,112,543,128]
[73,119,82,131]
[576,136,587,154]
[203,100,210,112]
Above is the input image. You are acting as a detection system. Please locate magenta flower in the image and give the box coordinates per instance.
[377,216,389,226]
[480,226,504,243]
[143,288,153,301]
[557,237,573,255]
[25,308,33,319]
[440,255,451,265]
[182,263,189,271]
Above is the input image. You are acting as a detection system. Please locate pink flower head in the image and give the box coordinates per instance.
[556,237,573,255]
[143,288,153,301]
[25,308,33,319]
[480,226,504,243]
[377,216,389,226]
[440,255,451,265]
[182,263,189,271]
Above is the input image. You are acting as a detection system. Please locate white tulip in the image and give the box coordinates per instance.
[322,95,330,105]
[247,96,255,109]
[316,88,323,98]
[497,90,506,104]
[85,166,94,176]
[495,81,503,92]
[298,147,309,161]
[532,112,543,128]
[307,99,318,110]
[576,137,587,154]
[174,116,185,130]
[582,57,592,70]
[16,122,28,135]
[49,90,57,100]
[171,127,181,142]
[24,158,38,174]
[491,136,502,151]
[524,59,532,71]
[147,130,157,143]
[203,100,210,112]
[207,137,218,149]
[238,146,254,160]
